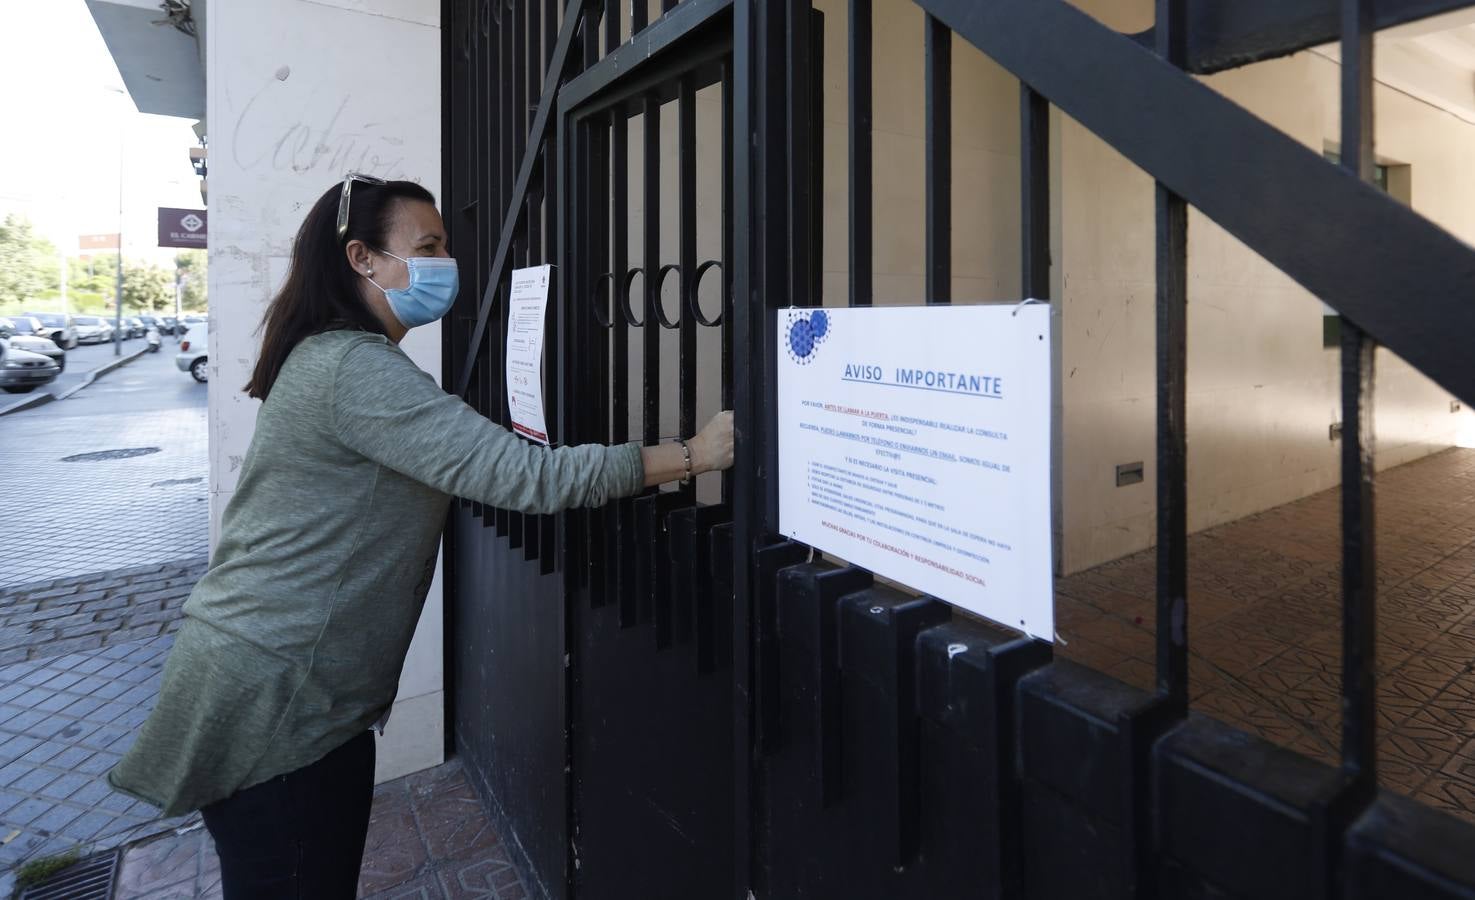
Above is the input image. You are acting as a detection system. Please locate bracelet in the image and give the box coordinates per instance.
[676,438,692,485]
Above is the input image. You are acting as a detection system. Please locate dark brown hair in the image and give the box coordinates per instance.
[244,178,436,400]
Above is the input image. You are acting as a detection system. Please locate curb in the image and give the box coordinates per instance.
[56,346,150,400]
[0,346,150,416]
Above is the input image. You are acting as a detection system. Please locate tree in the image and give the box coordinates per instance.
[0,215,58,305]
[121,262,174,313]
[70,254,117,296]
[174,249,208,311]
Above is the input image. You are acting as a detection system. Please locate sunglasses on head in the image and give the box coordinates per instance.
[336,172,388,242]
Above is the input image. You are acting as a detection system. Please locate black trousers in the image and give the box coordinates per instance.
[201,730,376,900]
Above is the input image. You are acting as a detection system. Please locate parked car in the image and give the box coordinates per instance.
[72,315,115,344]
[0,317,65,372]
[160,316,183,336]
[0,338,61,394]
[176,339,208,383]
[24,312,78,349]
[118,316,144,338]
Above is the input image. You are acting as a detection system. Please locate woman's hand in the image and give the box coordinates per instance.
[690,411,734,475]
[639,410,735,488]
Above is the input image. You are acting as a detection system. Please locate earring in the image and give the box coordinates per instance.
[367,268,374,276]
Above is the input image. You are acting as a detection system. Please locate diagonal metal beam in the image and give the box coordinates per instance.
[1128,0,1475,73]
[917,0,1475,406]
[456,0,590,398]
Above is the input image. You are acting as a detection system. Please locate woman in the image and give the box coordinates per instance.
[107,175,734,898]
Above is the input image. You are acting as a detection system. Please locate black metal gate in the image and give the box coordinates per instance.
[442,1,1475,898]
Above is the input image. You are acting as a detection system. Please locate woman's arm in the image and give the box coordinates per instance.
[332,338,733,512]
[640,411,734,487]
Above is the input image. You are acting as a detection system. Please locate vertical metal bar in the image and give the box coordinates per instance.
[603,0,618,52]
[809,8,824,306]
[613,107,630,447]
[495,0,515,537]
[440,0,458,756]
[1020,86,1049,300]
[679,73,698,466]
[720,60,734,506]
[785,3,812,309]
[925,15,951,305]
[1340,0,1377,789]
[540,0,561,575]
[510,0,528,549]
[1154,0,1189,710]
[524,0,545,563]
[848,0,872,308]
[643,92,662,447]
[631,0,647,32]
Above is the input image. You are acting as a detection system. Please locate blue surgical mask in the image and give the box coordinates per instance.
[366,250,460,329]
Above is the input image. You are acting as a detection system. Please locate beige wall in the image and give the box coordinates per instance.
[207,0,445,783]
[1055,16,1475,573]
[618,0,1474,577]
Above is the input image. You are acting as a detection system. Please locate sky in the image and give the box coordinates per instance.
[0,0,203,267]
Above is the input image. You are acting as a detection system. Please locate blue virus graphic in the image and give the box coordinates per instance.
[785,309,832,365]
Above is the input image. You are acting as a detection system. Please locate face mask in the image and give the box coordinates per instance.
[366,250,460,329]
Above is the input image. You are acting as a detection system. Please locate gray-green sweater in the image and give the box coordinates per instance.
[108,330,643,816]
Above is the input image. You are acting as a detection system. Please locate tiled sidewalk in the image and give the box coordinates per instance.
[0,405,208,591]
[1056,446,1475,822]
[112,757,528,899]
[0,633,198,877]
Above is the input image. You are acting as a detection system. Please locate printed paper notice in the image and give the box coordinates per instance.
[776,304,1054,640]
[507,265,552,444]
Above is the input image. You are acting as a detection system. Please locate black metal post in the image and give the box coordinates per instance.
[925,15,951,305]
[1155,0,1189,711]
[1339,0,1377,793]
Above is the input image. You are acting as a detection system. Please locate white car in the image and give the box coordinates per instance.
[176,339,208,383]
[1,339,62,394]
[72,315,115,344]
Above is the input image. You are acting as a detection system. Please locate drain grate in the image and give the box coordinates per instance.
[17,849,120,900]
[61,447,161,463]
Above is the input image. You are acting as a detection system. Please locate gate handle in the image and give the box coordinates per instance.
[619,267,645,327]
[653,264,682,330]
[591,272,615,329]
[689,260,725,327]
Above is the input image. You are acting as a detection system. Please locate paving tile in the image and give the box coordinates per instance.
[0,759,32,787]
[41,671,85,692]
[70,655,111,676]
[11,768,58,795]
[364,872,446,900]
[74,751,121,776]
[27,801,84,837]
[60,695,106,720]
[0,788,25,817]
[2,796,52,827]
[438,856,527,900]
[413,779,500,863]
[359,803,430,895]
[0,733,43,761]
[3,709,48,735]
[31,692,80,714]
[60,808,116,843]
[115,830,206,897]
[37,772,89,801]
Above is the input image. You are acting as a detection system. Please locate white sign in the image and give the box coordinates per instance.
[777,304,1054,640]
[506,265,552,444]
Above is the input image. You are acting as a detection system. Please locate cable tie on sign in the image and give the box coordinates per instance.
[1012,297,1047,317]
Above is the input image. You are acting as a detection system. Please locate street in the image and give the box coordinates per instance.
[0,338,208,589]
